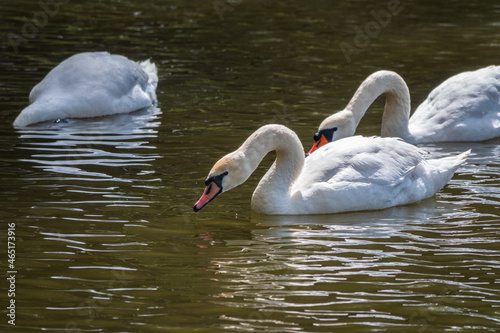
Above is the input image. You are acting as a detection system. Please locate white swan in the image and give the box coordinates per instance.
[193,124,469,215]
[308,67,500,153]
[13,52,158,127]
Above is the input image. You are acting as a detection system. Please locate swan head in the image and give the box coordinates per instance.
[307,110,356,154]
[193,151,253,212]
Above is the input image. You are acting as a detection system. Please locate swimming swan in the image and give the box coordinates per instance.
[13,52,158,127]
[193,124,469,215]
[308,67,500,153]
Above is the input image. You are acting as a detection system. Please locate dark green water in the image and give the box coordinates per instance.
[1,0,499,332]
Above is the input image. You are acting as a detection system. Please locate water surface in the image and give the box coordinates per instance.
[1,1,499,332]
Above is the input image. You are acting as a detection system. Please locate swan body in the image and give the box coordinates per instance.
[13,52,158,127]
[309,67,500,153]
[193,124,469,215]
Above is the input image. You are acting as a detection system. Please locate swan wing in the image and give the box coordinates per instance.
[290,136,465,214]
[296,136,424,188]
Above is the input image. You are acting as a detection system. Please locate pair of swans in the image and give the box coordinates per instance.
[195,67,500,214]
[13,52,158,127]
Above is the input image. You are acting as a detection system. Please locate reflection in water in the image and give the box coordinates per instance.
[6,107,167,332]
[420,139,500,217]
[213,209,500,331]
[17,107,161,177]
[15,107,162,206]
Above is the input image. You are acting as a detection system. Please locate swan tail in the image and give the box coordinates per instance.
[138,59,158,105]
[425,149,470,196]
[429,149,470,172]
[454,149,471,166]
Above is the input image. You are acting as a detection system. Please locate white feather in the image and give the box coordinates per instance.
[314,67,500,145]
[196,125,469,215]
[14,52,158,127]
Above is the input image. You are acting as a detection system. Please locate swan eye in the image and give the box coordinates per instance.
[205,171,229,188]
[316,127,338,143]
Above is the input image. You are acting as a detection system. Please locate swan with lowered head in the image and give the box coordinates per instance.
[308,67,500,153]
[13,52,158,127]
[193,124,469,215]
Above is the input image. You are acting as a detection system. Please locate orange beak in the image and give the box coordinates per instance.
[193,181,222,212]
[307,134,329,155]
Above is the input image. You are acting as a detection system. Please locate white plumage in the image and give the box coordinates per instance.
[194,124,469,215]
[309,67,500,153]
[409,66,500,142]
[13,52,158,127]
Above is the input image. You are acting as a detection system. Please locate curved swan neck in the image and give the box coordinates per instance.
[345,71,413,142]
[238,125,304,213]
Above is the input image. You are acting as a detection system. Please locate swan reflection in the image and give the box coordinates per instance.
[15,107,162,207]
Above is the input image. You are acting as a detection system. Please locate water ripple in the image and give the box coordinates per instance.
[212,204,500,331]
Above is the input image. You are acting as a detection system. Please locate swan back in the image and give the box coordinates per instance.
[14,52,158,127]
[300,136,423,188]
[409,65,500,142]
[291,136,469,214]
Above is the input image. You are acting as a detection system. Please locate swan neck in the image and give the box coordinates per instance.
[346,71,412,141]
[240,125,304,213]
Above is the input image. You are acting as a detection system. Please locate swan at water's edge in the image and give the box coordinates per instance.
[13,52,158,127]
